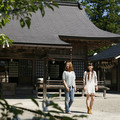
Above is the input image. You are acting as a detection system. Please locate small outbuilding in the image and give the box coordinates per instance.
[89,43,120,91]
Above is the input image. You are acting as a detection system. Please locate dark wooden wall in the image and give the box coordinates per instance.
[0,43,88,86]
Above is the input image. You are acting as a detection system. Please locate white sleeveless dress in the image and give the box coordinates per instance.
[83,71,97,95]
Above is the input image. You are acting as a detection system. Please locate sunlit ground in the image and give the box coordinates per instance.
[5,92,120,120]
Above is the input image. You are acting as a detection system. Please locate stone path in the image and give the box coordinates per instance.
[5,92,120,120]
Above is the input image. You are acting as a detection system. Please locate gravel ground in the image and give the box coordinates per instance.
[5,92,120,120]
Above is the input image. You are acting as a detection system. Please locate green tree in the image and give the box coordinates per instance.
[0,0,58,46]
[0,0,58,28]
[79,0,120,56]
[88,45,112,56]
[81,0,120,34]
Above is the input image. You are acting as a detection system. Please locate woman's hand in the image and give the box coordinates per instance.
[84,86,86,92]
[96,86,98,91]
[66,87,70,92]
[74,87,76,92]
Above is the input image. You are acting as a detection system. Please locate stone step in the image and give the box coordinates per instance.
[16,90,33,95]
[16,86,34,95]
[15,94,36,99]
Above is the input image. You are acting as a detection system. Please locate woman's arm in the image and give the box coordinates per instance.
[83,71,86,91]
[74,81,76,92]
[95,71,98,91]
[63,80,69,92]
[73,71,76,92]
[62,71,69,92]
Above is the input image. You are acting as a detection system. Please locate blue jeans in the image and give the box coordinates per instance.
[65,87,74,113]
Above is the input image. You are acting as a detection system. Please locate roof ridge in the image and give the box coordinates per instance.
[46,0,79,7]
[44,0,83,9]
[54,1,77,4]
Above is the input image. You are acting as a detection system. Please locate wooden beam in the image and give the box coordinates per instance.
[59,36,120,50]
[0,47,48,60]
[43,58,47,100]
[48,54,71,60]
[13,43,72,49]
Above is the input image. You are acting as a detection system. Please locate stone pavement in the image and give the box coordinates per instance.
[5,92,120,120]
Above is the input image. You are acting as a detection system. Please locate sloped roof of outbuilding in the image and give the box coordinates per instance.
[89,43,120,61]
[0,2,120,46]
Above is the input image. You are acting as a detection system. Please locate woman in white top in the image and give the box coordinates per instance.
[62,61,76,114]
[83,63,98,114]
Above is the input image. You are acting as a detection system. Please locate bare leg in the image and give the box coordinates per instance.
[86,94,90,108]
[90,95,94,109]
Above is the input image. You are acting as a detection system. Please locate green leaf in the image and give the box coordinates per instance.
[73,114,88,118]
[25,17,31,29]
[31,97,39,107]
[62,116,76,120]
[49,116,56,120]
[1,19,6,26]
[48,110,60,114]
[45,2,54,11]
[36,110,45,116]
[9,106,23,115]
[50,1,59,8]
[39,3,45,17]
[20,18,25,28]
[47,101,64,112]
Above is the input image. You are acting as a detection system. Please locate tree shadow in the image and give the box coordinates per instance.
[62,111,87,114]
[71,110,87,114]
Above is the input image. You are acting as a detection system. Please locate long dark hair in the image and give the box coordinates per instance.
[87,62,94,80]
[87,63,93,72]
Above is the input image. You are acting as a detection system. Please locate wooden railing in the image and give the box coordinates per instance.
[37,79,110,98]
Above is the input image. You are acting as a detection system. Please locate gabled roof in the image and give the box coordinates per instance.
[89,43,120,61]
[0,2,120,46]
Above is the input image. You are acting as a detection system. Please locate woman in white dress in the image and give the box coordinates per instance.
[83,63,98,114]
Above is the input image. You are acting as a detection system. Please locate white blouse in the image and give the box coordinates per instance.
[62,71,76,87]
[83,71,97,94]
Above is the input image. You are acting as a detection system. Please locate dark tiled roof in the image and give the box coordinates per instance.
[89,43,120,61]
[1,2,120,45]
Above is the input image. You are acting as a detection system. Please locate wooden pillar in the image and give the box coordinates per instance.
[59,88,62,97]
[99,61,102,81]
[82,89,84,97]
[118,59,120,92]
[32,60,37,97]
[43,58,47,100]
[103,90,106,99]
[97,61,100,81]
[32,60,36,86]
[70,48,72,62]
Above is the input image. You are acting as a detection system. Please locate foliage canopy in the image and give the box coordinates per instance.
[81,0,120,34]
[0,0,58,47]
